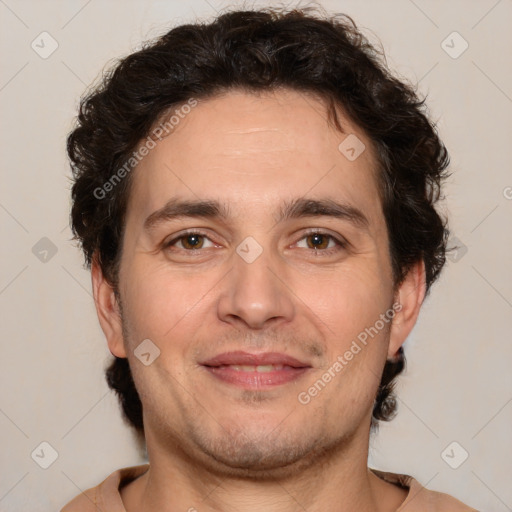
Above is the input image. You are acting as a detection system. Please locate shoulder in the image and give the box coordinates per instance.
[60,464,150,512]
[371,469,479,511]
[401,477,480,511]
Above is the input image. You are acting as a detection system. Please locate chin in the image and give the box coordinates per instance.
[186,421,351,481]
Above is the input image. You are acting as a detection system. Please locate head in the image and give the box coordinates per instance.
[67,7,449,468]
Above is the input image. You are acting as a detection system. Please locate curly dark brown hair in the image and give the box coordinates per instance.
[67,6,450,444]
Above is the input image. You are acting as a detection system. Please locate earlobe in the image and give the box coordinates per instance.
[91,255,127,358]
[388,260,426,359]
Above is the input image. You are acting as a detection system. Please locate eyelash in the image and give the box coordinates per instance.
[163,229,347,256]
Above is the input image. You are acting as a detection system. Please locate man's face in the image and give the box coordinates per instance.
[109,89,401,476]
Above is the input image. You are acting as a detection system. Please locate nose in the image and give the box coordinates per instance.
[217,246,295,330]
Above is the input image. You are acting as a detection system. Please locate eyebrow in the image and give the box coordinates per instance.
[143,197,369,233]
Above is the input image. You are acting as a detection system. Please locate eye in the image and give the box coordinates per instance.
[162,229,347,255]
[295,230,346,254]
[164,230,216,251]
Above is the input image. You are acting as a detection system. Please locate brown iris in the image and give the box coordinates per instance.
[181,234,204,249]
[306,233,329,250]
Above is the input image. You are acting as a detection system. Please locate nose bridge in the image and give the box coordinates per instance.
[217,236,294,328]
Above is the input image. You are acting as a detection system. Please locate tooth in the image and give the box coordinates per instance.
[227,364,286,372]
[256,365,275,372]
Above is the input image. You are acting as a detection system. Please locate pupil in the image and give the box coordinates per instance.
[187,235,201,247]
[310,234,325,248]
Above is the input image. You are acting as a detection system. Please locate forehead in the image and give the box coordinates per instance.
[125,88,384,230]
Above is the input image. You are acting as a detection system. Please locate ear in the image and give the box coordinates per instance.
[91,254,126,358]
[388,259,426,359]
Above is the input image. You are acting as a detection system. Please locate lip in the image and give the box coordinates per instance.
[200,351,311,368]
[200,351,312,390]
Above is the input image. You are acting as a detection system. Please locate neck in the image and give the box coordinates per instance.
[121,425,407,512]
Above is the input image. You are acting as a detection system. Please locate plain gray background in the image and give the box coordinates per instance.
[1,1,511,510]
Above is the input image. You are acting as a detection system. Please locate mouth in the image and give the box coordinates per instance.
[200,351,312,389]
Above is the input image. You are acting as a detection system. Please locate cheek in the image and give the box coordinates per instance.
[297,259,392,348]
[121,258,222,344]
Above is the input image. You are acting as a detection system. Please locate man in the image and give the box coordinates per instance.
[61,6,478,511]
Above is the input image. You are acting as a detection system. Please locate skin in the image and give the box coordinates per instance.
[92,88,425,512]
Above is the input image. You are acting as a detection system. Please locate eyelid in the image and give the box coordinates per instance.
[293,228,348,252]
[299,228,347,243]
[163,228,217,250]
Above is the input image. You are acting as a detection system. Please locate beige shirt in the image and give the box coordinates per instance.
[61,464,479,511]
